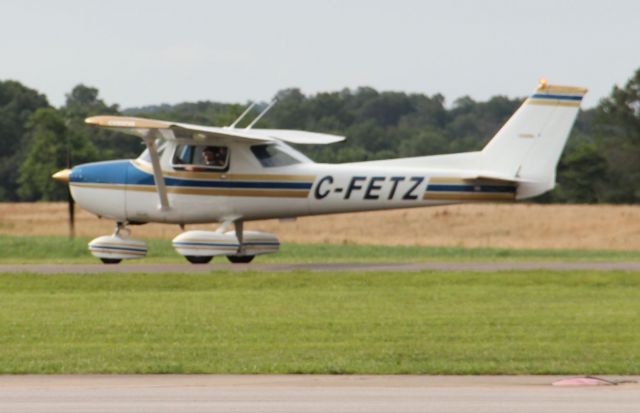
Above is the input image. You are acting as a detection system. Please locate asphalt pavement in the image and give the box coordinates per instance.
[1,375,638,413]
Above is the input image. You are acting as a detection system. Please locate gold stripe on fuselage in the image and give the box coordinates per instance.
[71,182,310,198]
[423,192,516,201]
[131,160,316,182]
[428,177,516,186]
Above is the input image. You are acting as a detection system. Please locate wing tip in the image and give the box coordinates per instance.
[84,115,170,129]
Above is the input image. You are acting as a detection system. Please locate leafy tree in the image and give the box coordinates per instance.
[398,129,450,157]
[592,68,640,202]
[17,108,97,201]
[0,81,49,200]
[553,141,608,203]
[63,84,142,160]
[269,88,309,129]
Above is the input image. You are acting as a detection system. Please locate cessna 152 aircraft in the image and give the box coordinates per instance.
[52,81,586,264]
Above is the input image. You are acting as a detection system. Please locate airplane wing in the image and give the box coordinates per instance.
[84,115,345,211]
[85,115,346,145]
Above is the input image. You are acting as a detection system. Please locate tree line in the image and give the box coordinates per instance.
[1,68,639,203]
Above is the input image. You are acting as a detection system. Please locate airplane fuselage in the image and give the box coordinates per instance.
[69,142,516,225]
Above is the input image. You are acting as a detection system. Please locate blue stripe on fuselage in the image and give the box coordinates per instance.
[427,184,516,193]
[70,160,312,190]
[162,177,311,190]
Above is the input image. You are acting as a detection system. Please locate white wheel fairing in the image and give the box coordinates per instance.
[88,235,147,261]
[225,231,280,256]
[172,231,240,257]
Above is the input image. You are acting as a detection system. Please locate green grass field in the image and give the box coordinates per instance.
[0,270,639,374]
[2,235,640,264]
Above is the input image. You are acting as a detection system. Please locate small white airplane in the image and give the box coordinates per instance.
[53,81,586,264]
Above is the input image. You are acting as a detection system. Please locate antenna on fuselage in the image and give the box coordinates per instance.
[228,102,256,129]
[245,98,278,130]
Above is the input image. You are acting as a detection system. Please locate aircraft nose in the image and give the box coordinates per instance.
[52,168,72,184]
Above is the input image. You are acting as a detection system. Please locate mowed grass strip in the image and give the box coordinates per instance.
[0,271,639,374]
[3,235,640,264]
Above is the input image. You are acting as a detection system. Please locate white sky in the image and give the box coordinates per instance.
[2,0,638,109]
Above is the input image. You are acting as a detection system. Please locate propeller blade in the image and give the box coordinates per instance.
[68,186,75,238]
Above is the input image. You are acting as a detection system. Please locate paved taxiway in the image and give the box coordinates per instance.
[2,261,640,273]
[1,375,639,413]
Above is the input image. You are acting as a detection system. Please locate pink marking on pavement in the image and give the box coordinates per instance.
[552,377,614,386]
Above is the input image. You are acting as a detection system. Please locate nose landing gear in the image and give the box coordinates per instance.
[89,222,148,264]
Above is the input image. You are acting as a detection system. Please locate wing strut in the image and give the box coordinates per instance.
[143,135,170,210]
[228,102,256,128]
[246,99,277,130]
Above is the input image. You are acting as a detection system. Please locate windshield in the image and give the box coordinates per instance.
[251,144,306,167]
[138,140,168,163]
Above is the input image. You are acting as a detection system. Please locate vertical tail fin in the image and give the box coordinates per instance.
[481,81,587,198]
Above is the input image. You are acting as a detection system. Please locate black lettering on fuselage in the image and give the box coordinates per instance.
[402,176,424,200]
[388,176,405,200]
[364,176,385,200]
[315,175,425,201]
[345,176,367,199]
[314,175,333,199]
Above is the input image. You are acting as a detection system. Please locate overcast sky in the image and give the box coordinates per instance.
[2,0,638,109]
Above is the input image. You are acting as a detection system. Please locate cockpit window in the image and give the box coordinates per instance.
[251,144,302,167]
[172,144,229,171]
[173,144,194,165]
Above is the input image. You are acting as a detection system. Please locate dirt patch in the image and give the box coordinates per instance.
[1,202,638,250]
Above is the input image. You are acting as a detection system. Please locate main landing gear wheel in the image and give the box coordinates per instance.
[185,255,213,264]
[100,258,122,264]
[227,255,255,264]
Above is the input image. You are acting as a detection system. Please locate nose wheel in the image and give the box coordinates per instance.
[100,258,122,264]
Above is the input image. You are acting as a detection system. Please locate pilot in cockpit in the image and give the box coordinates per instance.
[202,146,227,167]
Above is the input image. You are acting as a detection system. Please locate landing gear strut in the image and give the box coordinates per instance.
[226,221,255,264]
